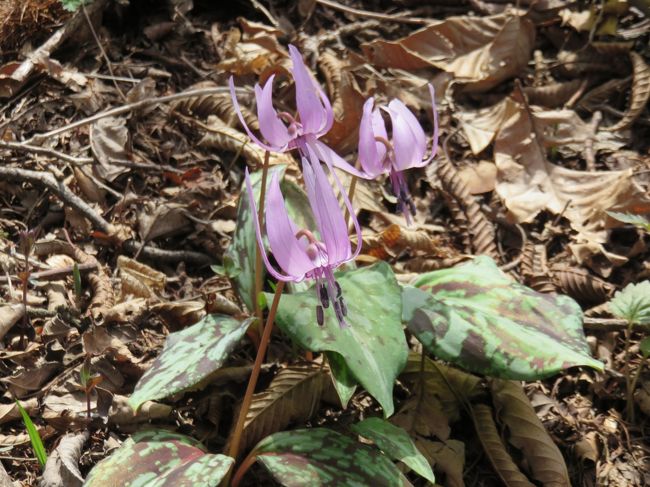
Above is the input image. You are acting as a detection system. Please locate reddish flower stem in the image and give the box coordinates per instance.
[227,280,285,462]
[230,450,258,487]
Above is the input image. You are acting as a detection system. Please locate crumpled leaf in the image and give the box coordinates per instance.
[403,256,603,379]
[40,430,89,487]
[609,281,650,325]
[270,262,408,416]
[414,438,465,487]
[84,430,233,487]
[362,11,534,92]
[494,96,650,244]
[252,428,410,487]
[351,417,435,483]
[90,116,129,182]
[490,379,570,486]
[137,202,191,241]
[128,314,253,411]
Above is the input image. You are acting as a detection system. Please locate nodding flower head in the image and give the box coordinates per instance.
[357,84,439,224]
[229,45,333,153]
[245,150,362,328]
[230,45,366,178]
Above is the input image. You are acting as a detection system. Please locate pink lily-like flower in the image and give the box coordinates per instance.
[358,85,439,224]
[245,149,362,328]
[230,44,365,178]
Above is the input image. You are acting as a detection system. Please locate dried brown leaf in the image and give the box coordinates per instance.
[457,161,497,194]
[470,403,534,487]
[608,52,650,131]
[380,224,445,255]
[3,361,62,398]
[522,79,583,108]
[362,12,534,92]
[117,256,166,296]
[0,426,56,448]
[551,266,615,304]
[520,242,556,294]
[0,303,23,341]
[152,300,206,330]
[0,398,38,425]
[137,202,191,241]
[490,379,570,486]
[578,76,631,112]
[494,97,650,245]
[228,363,327,456]
[413,438,465,487]
[90,116,129,182]
[40,430,89,487]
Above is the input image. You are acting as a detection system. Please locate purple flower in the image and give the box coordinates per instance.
[358,85,439,224]
[230,44,365,177]
[245,149,362,328]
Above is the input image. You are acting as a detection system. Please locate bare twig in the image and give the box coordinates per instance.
[0,262,97,284]
[584,111,602,171]
[0,166,114,234]
[122,240,215,266]
[315,0,431,24]
[0,140,93,165]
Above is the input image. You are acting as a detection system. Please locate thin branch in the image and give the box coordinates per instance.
[122,240,215,266]
[23,86,247,145]
[0,262,97,284]
[315,0,431,25]
[0,140,93,165]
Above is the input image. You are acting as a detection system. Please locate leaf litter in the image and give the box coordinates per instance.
[0,1,649,486]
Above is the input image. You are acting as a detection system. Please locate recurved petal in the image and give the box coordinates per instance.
[301,150,351,265]
[387,99,426,171]
[255,75,293,147]
[230,77,285,152]
[358,98,386,178]
[289,45,328,135]
[245,169,304,282]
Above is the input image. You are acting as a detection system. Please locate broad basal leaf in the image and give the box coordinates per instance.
[252,428,410,487]
[230,363,327,455]
[352,417,435,483]
[270,262,408,416]
[609,281,650,325]
[128,315,253,411]
[224,165,315,310]
[403,256,603,379]
[84,430,233,486]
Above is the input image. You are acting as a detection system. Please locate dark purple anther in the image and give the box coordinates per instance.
[319,283,330,308]
[316,305,324,326]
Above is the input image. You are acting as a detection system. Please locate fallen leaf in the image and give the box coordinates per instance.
[40,430,89,487]
[90,116,129,182]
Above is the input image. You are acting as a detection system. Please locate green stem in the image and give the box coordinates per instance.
[227,280,285,461]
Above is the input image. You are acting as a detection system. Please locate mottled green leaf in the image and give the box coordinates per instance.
[351,418,435,483]
[270,262,408,416]
[403,256,603,380]
[610,281,650,325]
[84,430,233,486]
[326,352,357,408]
[129,315,253,411]
[607,211,650,232]
[253,428,411,487]
[225,166,315,310]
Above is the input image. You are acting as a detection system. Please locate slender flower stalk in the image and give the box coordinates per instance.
[229,44,366,178]
[357,85,439,224]
[245,150,361,328]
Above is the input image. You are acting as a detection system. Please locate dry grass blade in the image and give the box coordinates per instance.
[228,363,327,455]
[436,156,499,261]
[470,403,534,487]
[551,266,616,304]
[490,379,570,487]
[608,52,650,131]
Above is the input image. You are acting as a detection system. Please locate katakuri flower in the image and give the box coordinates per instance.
[230,44,365,177]
[245,148,362,328]
[357,85,439,224]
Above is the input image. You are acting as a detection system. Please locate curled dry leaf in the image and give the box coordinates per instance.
[608,52,650,131]
[436,157,499,260]
[380,224,445,255]
[457,160,497,194]
[490,379,570,486]
[0,398,38,425]
[0,426,56,448]
[522,79,584,109]
[3,361,62,398]
[551,265,616,305]
[228,363,327,456]
[117,255,166,300]
[0,303,23,341]
[578,76,631,112]
[40,430,89,487]
[494,97,650,245]
[470,403,534,487]
[520,242,556,294]
[137,202,191,241]
[108,395,172,426]
[152,300,206,329]
[362,11,534,92]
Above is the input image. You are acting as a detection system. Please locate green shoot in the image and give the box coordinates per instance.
[15,400,47,468]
